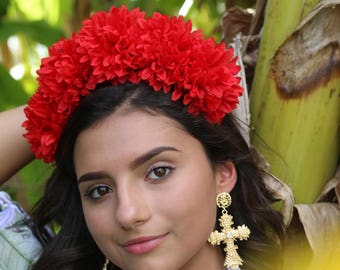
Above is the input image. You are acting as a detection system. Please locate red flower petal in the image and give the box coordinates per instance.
[24,5,243,163]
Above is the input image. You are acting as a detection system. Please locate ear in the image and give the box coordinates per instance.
[214,161,237,194]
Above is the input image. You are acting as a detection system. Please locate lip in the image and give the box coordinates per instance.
[122,233,168,255]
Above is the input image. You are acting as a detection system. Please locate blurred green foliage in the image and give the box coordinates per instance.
[0,0,244,210]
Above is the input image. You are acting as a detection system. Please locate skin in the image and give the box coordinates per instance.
[74,108,237,270]
[0,106,34,184]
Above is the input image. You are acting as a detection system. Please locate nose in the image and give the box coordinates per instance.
[115,183,151,230]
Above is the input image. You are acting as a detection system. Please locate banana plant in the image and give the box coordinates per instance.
[246,0,339,269]
[223,1,339,268]
[250,0,339,204]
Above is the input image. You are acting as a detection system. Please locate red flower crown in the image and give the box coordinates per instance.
[23,5,243,163]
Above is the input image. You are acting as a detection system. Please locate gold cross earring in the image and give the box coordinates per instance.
[208,192,250,270]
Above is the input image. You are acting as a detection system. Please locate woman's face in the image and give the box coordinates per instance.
[74,109,234,270]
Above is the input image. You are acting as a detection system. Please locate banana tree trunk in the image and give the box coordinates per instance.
[250,0,340,203]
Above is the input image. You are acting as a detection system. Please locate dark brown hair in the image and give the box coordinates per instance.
[31,83,284,270]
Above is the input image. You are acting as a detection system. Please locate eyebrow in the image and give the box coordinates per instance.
[78,171,111,184]
[77,146,180,184]
[129,146,180,169]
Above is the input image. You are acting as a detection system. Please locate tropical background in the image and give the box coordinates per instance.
[0,0,339,269]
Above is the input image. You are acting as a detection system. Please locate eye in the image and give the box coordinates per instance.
[146,164,174,181]
[85,185,112,200]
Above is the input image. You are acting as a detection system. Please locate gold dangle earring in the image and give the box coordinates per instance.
[103,258,109,270]
[208,192,250,270]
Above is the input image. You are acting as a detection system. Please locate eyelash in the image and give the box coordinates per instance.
[84,184,112,200]
[146,162,175,181]
[84,163,175,200]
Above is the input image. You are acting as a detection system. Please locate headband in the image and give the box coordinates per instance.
[23,5,243,163]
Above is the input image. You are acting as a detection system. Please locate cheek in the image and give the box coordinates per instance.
[81,199,116,248]
[173,186,216,229]
[164,167,217,244]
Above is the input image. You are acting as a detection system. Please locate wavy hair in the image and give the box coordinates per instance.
[31,83,284,270]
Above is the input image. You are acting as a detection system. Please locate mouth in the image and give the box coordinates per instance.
[122,233,168,255]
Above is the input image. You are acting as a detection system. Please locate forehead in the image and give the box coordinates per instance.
[77,108,187,145]
[73,109,202,172]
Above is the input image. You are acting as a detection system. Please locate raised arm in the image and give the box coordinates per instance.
[0,106,34,184]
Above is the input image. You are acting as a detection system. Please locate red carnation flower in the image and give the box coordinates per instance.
[23,5,243,163]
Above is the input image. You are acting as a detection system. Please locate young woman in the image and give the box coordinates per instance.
[1,5,284,270]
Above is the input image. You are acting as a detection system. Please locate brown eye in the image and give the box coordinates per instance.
[147,166,173,181]
[87,185,112,199]
[154,167,167,177]
[97,186,109,196]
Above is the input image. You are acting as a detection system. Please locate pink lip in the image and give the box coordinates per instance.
[122,233,168,255]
